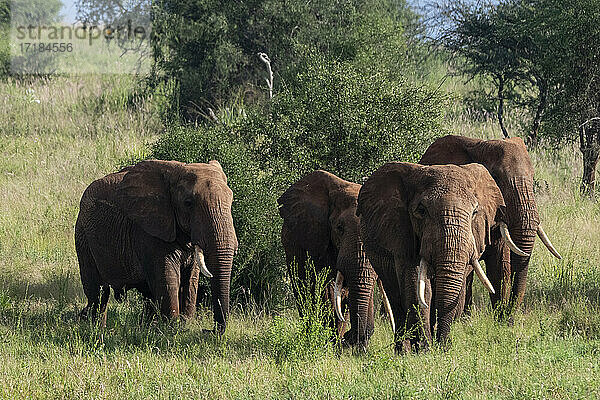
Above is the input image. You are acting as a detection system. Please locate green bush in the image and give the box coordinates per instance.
[237,55,448,182]
[0,0,10,77]
[150,0,417,114]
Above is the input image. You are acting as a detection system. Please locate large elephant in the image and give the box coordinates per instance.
[420,135,561,316]
[75,160,238,333]
[357,162,527,350]
[278,170,394,347]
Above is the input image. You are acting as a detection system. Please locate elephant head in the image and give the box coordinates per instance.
[116,159,238,331]
[357,162,514,347]
[420,135,561,312]
[278,170,393,347]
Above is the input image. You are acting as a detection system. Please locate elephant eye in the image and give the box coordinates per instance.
[336,223,344,234]
[414,203,426,218]
[472,206,479,218]
[184,198,193,208]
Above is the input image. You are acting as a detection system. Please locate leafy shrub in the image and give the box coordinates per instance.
[6,0,63,76]
[237,54,448,182]
[265,261,333,364]
[0,0,10,77]
[150,0,417,113]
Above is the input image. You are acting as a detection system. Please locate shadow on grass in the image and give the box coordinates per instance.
[525,255,600,308]
[0,292,280,361]
[0,267,81,303]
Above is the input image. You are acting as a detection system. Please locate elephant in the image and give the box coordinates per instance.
[357,162,528,350]
[75,159,238,333]
[419,135,561,317]
[278,170,394,347]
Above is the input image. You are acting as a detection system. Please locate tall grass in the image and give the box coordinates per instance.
[1,74,600,398]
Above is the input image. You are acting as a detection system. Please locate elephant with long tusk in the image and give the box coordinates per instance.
[358,162,521,351]
[420,135,562,318]
[278,170,394,348]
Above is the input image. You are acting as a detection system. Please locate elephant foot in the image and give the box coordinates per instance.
[394,339,412,354]
[493,305,516,325]
[78,306,92,321]
[341,328,371,350]
[215,322,226,335]
[113,287,127,302]
[179,308,196,322]
[202,322,226,336]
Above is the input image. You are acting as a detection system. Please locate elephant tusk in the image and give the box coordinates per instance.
[537,224,562,259]
[195,247,213,278]
[499,222,529,257]
[472,258,495,295]
[334,271,345,322]
[417,259,428,309]
[377,278,395,333]
[471,233,495,295]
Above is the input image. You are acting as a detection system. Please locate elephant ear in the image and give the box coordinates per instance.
[357,162,418,259]
[208,160,228,183]
[278,171,334,263]
[420,135,479,165]
[460,163,506,249]
[115,160,179,242]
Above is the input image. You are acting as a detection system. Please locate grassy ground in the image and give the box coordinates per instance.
[1,75,600,399]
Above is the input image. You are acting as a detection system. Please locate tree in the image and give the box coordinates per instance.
[536,0,600,195]
[149,0,416,116]
[438,0,600,195]
[437,0,549,142]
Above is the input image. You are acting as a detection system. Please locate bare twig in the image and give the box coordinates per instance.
[258,53,273,99]
[578,117,600,129]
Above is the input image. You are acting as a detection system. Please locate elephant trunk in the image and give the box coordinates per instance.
[434,260,465,345]
[429,220,471,345]
[346,271,376,346]
[194,211,237,334]
[508,225,536,310]
[339,241,376,347]
[207,245,234,333]
[504,177,540,311]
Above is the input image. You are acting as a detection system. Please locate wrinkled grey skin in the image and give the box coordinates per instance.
[75,160,238,332]
[278,170,377,347]
[358,162,507,351]
[420,135,541,317]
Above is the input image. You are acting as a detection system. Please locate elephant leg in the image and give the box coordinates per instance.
[462,270,474,317]
[151,259,181,320]
[482,234,511,319]
[285,248,308,318]
[76,233,104,321]
[368,251,408,353]
[180,255,200,320]
[401,264,431,352]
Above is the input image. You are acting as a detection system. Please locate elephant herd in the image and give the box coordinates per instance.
[75,135,562,352]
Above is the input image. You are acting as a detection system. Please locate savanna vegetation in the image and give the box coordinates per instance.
[1,0,600,398]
